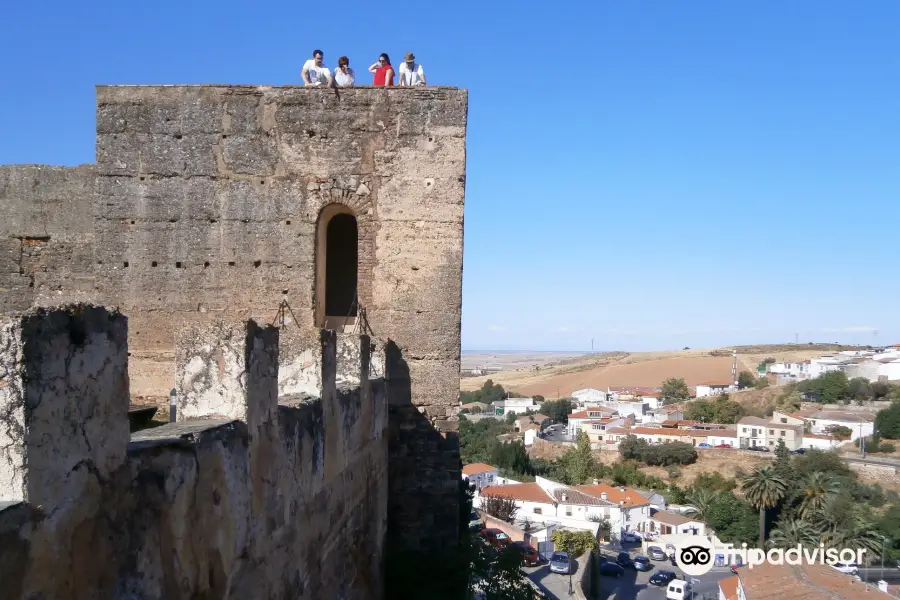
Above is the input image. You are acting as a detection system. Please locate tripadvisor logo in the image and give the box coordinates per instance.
[675,537,715,577]
[673,538,869,575]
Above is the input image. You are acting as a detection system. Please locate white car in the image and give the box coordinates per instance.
[622,533,642,543]
[832,562,859,575]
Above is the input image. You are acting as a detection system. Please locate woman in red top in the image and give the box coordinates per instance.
[369,53,394,86]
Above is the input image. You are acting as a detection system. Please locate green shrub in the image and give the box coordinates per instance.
[551,529,598,557]
[880,442,897,454]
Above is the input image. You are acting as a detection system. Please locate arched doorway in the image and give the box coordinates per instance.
[316,204,358,330]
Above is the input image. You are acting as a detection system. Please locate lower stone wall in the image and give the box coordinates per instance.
[1,395,388,600]
[0,307,389,600]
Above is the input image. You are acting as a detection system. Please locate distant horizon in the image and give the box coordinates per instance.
[461,340,879,355]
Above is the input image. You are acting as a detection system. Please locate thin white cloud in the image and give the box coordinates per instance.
[822,326,878,334]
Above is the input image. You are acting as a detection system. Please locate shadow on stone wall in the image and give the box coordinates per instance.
[383,340,467,600]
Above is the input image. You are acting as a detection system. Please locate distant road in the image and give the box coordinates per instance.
[857,568,900,584]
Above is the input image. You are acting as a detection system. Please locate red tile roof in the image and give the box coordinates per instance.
[574,484,649,507]
[463,463,497,476]
[480,483,554,504]
[726,561,892,598]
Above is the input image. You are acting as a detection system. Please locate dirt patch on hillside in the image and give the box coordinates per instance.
[463,346,829,398]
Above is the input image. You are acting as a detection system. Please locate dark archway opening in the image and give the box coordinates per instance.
[325,213,358,317]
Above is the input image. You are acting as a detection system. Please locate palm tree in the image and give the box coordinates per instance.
[742,465,789,549]
[768,517,819,549]
[686,488,719,532]
[797,472,840,520]
[821,513,883,561]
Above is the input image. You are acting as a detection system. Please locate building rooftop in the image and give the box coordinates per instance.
[719,562,891,599]
[738,416,771,426]
[650,510,698,526]
[553,488,615,507]
[574,484,649,507]
[462,463,497,476]
[479,483,553,504]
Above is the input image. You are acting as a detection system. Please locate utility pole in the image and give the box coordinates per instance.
[732,351,738,387]
[860,424,866,458]
[591,338,594,353]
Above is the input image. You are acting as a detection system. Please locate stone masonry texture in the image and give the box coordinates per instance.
[0,306,390,599]
[0,85,467,592]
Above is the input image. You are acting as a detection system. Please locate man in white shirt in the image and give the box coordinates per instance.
[301,49,333,87]
[398,52,426,87]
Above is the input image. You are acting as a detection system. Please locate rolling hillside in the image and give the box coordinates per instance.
[460,344,861,398]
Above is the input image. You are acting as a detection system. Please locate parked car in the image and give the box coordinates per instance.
[748,445,770,452]
[622,532,642,543]
[513,541,541,566]
[633,555,653,571]
[616,552,634,569]
[648,546,667,561]
[831,562,859,575]
[697,443,711,448]
[598,562,625,577]
[714,443,732,448]
[791,448,807,455]
[649,570,677,586]
[469,510,484,530]
[549,552,572,574]
[480,528,511,548]
[666,578,691,600]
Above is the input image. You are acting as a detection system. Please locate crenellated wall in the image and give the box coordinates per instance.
[0,84,465,579]
[0,305,388,600]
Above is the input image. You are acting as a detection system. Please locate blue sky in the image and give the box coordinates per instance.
[2,1,899,352]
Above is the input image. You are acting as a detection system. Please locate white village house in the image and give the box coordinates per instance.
[462,463,499,490]
[473,477,652,539]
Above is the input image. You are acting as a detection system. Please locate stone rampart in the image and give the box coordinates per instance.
[0,305,388,600]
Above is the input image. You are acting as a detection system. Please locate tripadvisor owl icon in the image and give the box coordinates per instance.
[675,537,714,577]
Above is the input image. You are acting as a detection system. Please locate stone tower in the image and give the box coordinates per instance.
[0,85,467,577]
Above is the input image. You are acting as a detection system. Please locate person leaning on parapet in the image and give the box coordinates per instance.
[301,49,333,87]
[368,53,395,86]
[398,52,426,86]
[334,56,355,87]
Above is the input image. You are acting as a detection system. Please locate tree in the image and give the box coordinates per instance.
[539,398,574,424]
[754,377,770,390]
[481,496,518,523]
[737,371,756,390]
[505,411,517,425]
[551,529,597,557]
[691,472,737,493]
[848,377,873,403]
[686,487,719,528]
[796,472,840,520]
[469,534,539,600]
[661,378,690,405]
[805,371,850,404]
[825,425,853,438]
[876,402,900,439]
[773,439,792,479]
[713,395,745,424]
[490,441,533,477]
[742,465,789,549]
[564,431,597,485]
[768,518,820,549]
[872,382,891,399]
[776,390,803,413]
[706,492,758,546]
[684,399,717,423]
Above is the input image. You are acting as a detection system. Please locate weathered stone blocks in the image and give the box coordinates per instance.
[0,305,129,510]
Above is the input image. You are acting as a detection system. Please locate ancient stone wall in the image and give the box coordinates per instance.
[0,165,96,314]
[0,305,388,600]
[0,84,466,568]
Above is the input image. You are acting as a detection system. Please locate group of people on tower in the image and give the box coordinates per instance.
[301,49,426,88]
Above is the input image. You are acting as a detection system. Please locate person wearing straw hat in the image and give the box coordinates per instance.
[398,52,426,86]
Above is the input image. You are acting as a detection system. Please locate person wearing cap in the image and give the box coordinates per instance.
[398,52,426,87]
[334,56,355,88]
[301,49,333,87]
